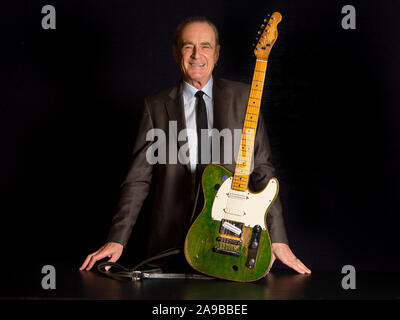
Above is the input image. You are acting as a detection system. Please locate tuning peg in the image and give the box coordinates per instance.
[260,24,265,28]
[257,30,262,34]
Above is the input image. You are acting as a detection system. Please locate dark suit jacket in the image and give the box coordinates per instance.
[107,78,288,257]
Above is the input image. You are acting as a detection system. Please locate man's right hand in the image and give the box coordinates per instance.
[79,242,124,271]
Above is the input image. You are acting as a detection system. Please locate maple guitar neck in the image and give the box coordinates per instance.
[232,60,268,192]
[232,12,281,192]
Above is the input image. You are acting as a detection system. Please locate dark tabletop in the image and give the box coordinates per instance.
[1,262,399,300]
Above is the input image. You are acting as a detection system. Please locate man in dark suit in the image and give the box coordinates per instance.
[80,17,311,274]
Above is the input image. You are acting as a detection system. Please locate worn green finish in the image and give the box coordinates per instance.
[184,164,273,282]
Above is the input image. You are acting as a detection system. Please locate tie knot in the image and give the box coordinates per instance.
[195,90,205,99]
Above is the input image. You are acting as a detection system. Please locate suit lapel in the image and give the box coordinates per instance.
[212,78,229,132]
[213,78,234,166]
[165,82,191,171]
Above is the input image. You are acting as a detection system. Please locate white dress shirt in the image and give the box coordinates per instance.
[182,77,214,173]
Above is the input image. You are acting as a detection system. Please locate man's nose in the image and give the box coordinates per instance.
[190,45,200,59]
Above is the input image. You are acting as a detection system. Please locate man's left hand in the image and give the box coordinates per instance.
[271,243,311,274]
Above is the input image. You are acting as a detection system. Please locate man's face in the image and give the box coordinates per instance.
[174,22,220,89]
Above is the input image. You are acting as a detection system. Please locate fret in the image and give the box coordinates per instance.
[232,187,247,192]
[242,130,255,135]
[247,106,260,110]
[248,98,260,105]
[238,157,252,163]
[233,177,249,182]
[237,153,249,158]
[244,119,257,123]
[232,180,248,186]
[242,130,255,136]
[243,136,254,140]
[233,181,248,186]
[240,142,253,148]
[244,128,255,136]
[238,152,252,158]
[233,180,249,185]
[235,169,249,175]
[238,153,252,159]
[242,134,256,141]
[238,150,252,156]
[243,125,257,131]
[247,106,259,112]
[244,120,257,125]
[242,129,255,136]
[232,184,247,190]
[238,157,252,162]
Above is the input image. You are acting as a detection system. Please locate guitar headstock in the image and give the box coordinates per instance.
[253,12,282,60]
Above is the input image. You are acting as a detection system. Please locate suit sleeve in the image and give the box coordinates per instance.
[106,99,154,247]
[249,112,289,245]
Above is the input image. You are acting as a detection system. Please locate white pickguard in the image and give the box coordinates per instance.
[211,177,279,230]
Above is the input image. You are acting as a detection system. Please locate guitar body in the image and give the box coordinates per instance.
[184,164,279,282]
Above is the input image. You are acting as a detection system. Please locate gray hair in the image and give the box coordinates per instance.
[174,16,220,48]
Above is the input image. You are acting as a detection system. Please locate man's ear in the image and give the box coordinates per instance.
[215,44,221,64]
[172,45,180,64]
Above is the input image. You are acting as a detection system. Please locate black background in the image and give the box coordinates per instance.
[1,0,399,274]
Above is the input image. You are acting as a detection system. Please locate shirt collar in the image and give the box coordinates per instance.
[182,77,213,103]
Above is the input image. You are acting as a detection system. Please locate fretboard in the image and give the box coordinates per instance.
[231,59,268,192]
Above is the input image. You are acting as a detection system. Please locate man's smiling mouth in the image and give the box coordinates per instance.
[189,63,205,67]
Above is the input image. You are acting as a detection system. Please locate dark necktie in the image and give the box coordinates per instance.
[195,90,209,173]
[188,90,209,225]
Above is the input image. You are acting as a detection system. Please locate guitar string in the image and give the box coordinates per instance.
[218,60,266,253]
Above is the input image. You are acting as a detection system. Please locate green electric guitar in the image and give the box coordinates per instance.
[184,12,282,282]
